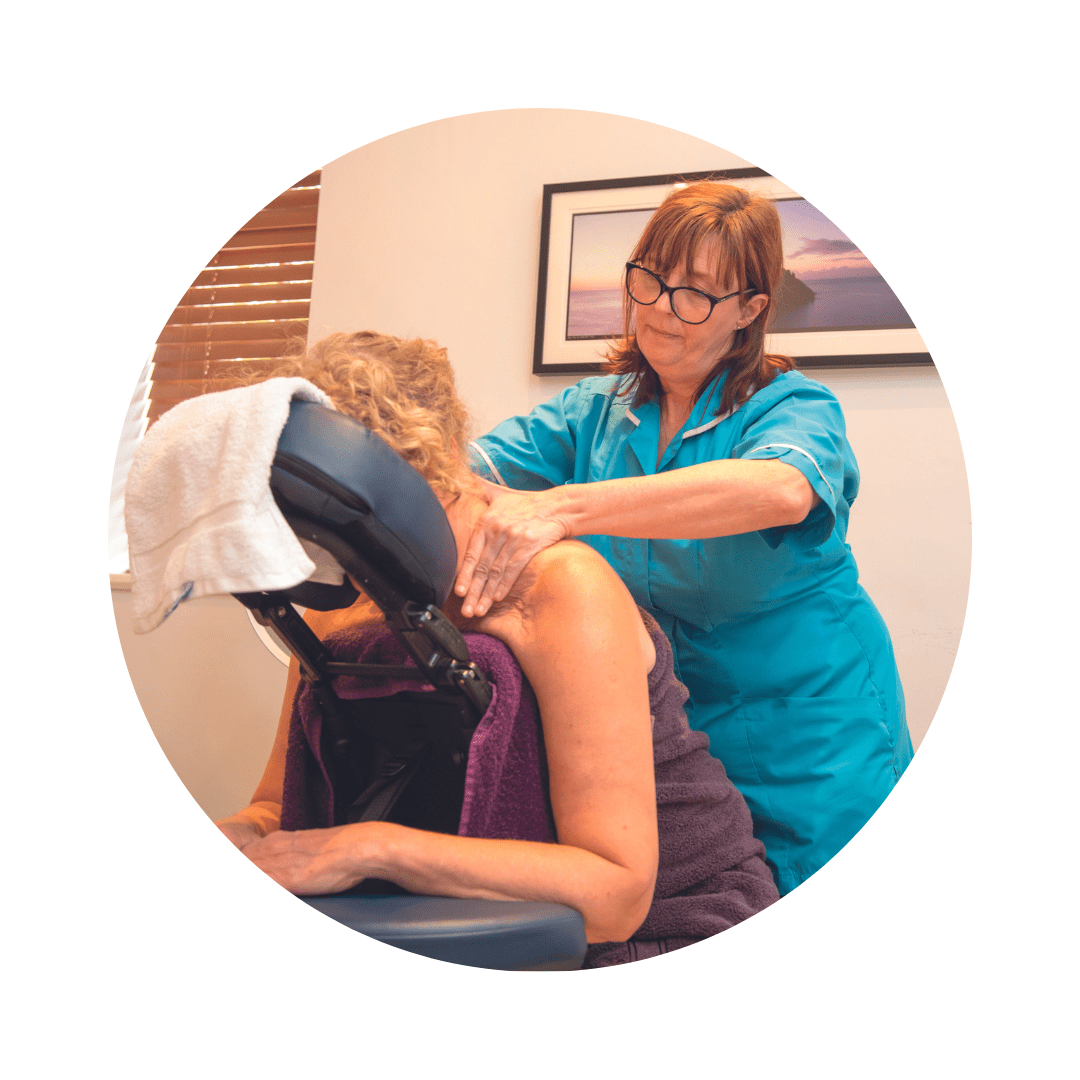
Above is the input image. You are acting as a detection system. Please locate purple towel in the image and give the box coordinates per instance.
[280,612,778,967]
[280,621,555,842]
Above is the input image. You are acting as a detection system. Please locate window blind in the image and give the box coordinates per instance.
[147,170,320,425]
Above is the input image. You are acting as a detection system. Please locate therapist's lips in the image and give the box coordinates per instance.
[640,322,681,340]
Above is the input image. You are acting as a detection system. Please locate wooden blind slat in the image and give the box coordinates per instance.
[205,242,316,268]
[220,225,317,250]
[175,280,312,307]
[154,339,299,363]
[262,187,320,212]
[161,300,310,326]
[239,205,319,231]
[157,317,309,345]
[152,379,261,401]
[189,262,314,288]
[150,358,284,381]
[148,381,264,420]
[152,373,289,403]
[150,173,320,425]
[225,173,321,227]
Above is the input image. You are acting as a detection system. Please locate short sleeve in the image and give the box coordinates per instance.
[730,377,858,551]
[468,379,609,491]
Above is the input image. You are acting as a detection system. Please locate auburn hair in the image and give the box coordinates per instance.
[605,180,795,416]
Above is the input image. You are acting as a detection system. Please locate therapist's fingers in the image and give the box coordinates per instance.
[469,541,521,616]
[463,537,530,617]
[455,523,507,617]
[455,486,572,617]
[455,481,522,611]
[462,521,567,616]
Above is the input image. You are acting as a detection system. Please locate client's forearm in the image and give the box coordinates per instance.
[373,823,655,943]
[246,820,655,944]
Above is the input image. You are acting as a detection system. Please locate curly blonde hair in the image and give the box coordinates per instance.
[269,331,474,499]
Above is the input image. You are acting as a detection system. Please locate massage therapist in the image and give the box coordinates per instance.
[457,181,913,895]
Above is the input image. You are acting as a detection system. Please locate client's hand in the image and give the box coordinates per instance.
[217,820,264,850]
[240,823,376,896]
[215,803,281,851]
[455,480,571,617]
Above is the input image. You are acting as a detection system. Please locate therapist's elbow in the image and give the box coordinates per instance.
[771,473,819,526]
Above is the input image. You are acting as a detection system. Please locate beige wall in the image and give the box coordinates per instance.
[117,109,969,821]
[308,110,755,437]
[309,108,970,750]
[112,587,287,821]
[812,366,969,747]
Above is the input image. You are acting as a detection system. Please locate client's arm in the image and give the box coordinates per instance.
[239,543,659,944]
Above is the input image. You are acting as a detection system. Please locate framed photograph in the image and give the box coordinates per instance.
[532,168,932,374]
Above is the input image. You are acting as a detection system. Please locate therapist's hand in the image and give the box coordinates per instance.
[455,480,572,617]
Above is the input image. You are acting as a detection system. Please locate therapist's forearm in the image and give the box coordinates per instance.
[552,459,816,540]
[456,459,819,616]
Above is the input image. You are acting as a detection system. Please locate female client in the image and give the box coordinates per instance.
[216,330,778,967]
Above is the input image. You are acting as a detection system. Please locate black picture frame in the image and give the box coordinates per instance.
[532,168,932,374]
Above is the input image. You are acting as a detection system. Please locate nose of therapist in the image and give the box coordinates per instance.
[633,247,766,392]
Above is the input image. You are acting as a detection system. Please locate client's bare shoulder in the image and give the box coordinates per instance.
[469,541,655,675]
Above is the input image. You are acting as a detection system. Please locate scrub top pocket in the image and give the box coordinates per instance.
[735,694,896,894]
[646,538,710,631]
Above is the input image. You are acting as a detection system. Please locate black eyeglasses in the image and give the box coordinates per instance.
[625,262,755,325]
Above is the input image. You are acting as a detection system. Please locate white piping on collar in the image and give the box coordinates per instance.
[684,410,734,438]
[468,440,508,487]
[627,382,749,438]
[627,406,733,434]
[748,442,834,499]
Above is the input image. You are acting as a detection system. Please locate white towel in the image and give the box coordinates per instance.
[125,377,341,634]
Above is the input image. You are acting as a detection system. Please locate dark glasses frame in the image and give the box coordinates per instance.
[625,261,756,325]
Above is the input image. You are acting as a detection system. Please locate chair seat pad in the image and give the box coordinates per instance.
[302,895,586,971]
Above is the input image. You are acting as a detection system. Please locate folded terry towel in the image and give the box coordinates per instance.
[280,621,555,843]
[124,377,337,634]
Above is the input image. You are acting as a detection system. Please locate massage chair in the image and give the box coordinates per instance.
[233,400,586,971]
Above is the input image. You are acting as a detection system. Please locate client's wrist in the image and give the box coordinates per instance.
[341,819,397,878]
[216,817,264,850]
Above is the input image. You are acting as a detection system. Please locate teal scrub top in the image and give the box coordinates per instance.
[470,370,913,896]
